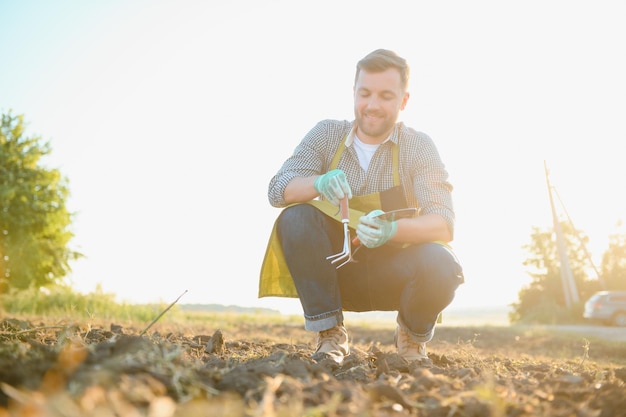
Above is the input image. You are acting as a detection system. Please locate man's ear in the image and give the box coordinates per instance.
[400,92,410,110]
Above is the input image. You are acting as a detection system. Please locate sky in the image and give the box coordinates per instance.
[1,0,625,315]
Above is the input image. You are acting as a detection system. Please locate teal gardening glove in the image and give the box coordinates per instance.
[313,169,352,206]
[356,209,398,248]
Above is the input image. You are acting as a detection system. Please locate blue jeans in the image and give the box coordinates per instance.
[276,204,464,340]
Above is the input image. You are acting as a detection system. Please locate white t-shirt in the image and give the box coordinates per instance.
[353,135,380,171]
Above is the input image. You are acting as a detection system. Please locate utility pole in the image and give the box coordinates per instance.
[544,161,580,307]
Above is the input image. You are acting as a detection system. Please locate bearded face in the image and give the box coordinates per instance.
[353,68,409,144]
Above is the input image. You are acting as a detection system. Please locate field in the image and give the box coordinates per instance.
[0,311,625,417]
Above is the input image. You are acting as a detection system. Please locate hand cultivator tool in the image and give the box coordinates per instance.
[326,196,354,269]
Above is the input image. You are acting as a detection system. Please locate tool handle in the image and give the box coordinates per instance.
[340,196,349,220]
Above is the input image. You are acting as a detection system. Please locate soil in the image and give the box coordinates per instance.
[0,315,625,417]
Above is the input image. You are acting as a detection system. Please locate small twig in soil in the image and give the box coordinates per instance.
[139,290,188,336]
[2,326,66,336]
[580,339,590,367]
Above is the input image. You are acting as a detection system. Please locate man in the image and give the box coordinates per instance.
[259,49,464,364]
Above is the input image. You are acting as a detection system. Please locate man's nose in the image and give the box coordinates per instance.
[366,96,381,109]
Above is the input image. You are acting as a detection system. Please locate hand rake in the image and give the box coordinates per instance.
[326,196,354,269]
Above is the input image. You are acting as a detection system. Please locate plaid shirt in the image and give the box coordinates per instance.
[268,119,455,235]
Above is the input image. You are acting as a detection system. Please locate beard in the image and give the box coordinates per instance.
[355,111,396,142]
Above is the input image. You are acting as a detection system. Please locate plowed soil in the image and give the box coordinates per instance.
[0,315,625,416]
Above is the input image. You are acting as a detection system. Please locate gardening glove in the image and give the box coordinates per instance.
[313,169,352,206]
[356,209,398,248]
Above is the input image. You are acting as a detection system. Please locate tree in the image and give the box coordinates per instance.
[600,221,626,290]
[0,112,81,292]
[511,221,593,323]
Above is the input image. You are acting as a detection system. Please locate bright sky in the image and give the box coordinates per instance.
[2,0,625,315]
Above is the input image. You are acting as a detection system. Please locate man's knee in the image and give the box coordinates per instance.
[277,204,322,239]
[278,204,316,225]
[419,243,464,288]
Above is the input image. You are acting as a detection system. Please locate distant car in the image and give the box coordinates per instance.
[583,290,626,327]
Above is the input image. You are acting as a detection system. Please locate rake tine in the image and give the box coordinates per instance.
[329,240,350,264]
[334,253,353,269]
[327,235,350,262]
[327,251,348,261]
[332,233,354,268]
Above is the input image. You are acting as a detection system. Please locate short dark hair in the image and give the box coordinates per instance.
[355,49,410,91]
